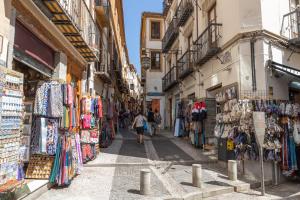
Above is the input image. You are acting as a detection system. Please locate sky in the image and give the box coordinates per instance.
[123,0,162,75]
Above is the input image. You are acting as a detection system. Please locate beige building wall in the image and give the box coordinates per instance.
[163,0,299,101]
[0,1,14,68]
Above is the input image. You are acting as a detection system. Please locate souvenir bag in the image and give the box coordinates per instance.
[90,131,99,144]
[227,139,234,151]
[214,124,221,138]
[279,102,285,115]
[292,103,300,117]
[293,121,300,145]
[82,114,91,129]
[285,103,293,116]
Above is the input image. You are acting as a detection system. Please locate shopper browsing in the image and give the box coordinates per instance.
[153,109,162,135]
[132,111,147,144]
[147,108,155,136]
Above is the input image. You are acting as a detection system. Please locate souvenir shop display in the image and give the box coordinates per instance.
[0,66,24,186]
[191,101,207,148]
[49,132,83,186]
[174,102,185,137]
[214,87,300,178]
[27,82,83,185]
[214,86,242,161]
[25,155,54,179]
[80,96,103,163]
[20,102,33,162]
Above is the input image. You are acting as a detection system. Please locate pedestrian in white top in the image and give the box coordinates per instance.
[132,111,147,144]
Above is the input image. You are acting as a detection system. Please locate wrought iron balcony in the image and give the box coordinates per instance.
[281,8,300,47]
[194,23,222,66]
[95,52,111,83]
[162,66,178,92]
[163,0,173,16]
[177,0,194,27]
[95,0,110,27]
[177,49,194,79]
[162,17,179,53]
[40,0,100,62]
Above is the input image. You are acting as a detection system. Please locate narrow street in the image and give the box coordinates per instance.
[23,130,300,200]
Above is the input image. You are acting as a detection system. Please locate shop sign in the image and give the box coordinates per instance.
[252,112,266,147]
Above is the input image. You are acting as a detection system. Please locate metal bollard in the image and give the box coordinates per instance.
[192,164,203,188]
[228,160,237,181]
[140,169,151,195]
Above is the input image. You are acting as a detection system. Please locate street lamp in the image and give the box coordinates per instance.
[141,56,151,70]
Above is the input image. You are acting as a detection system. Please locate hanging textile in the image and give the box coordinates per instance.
[49,132,82,186]
[31,117,59,155]
[49,84,63,118]
[34,81,63,117]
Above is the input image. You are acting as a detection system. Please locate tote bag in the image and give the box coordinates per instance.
[293,122,300,145]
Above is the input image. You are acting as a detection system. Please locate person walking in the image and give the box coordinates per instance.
[153,109,162,135]
[147,108,155,136]
[132,111,147,144]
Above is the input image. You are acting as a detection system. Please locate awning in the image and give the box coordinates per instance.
[269,60,300,79]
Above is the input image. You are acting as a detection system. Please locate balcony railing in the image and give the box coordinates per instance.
[177,0,194,27]
[194,23,222,66]
[95,0,110,27]
[162,66,178,91]
[281,8,300,47]
[162,17,179,53]
[163,0,173,16]
[41,0,100,62]
[95,51,111,83]
[177,49,194,79]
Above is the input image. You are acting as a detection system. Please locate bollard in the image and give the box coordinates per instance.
[272,161,279,185]
[228,160,237,181]
[140,169,151,195]
[192,164,203,188]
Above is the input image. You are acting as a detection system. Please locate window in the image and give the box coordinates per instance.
[208,4,216,24]
[208,4,217,45]
[151,21,161,39]
[150,51,161,70]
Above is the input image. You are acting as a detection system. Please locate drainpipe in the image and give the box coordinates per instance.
[250,39,257,92]
[196,0,199,40]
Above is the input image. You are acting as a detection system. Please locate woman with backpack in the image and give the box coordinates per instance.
[132,111,147,144]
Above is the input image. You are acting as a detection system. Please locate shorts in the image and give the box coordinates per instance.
[136,127,144,135]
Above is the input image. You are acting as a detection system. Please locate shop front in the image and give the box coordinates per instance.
[0,18,109,195]
[212,61,300,182]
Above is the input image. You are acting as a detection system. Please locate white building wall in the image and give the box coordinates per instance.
[0,1,13,68]
[144,16,166,128]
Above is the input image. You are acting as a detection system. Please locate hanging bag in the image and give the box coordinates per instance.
[293,122,300,145]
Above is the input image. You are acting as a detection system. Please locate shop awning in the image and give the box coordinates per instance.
[269,60,300,79]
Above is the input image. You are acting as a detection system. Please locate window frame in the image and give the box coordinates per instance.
[150,20,161,40]
[150,51,161,71]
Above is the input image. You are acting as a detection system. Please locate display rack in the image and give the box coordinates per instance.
[0,66,24,186]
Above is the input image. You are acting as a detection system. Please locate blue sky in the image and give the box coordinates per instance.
[124,0,162,75]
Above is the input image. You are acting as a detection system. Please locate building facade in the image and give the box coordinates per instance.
[0,0,140,188]
[161,0,300,129]
[140,12,166,127]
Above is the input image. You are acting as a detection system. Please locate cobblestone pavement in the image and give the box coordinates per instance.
[28,129,300,200]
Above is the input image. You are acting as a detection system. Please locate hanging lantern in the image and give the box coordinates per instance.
[141,56,151,70]
[130,84,134,90]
